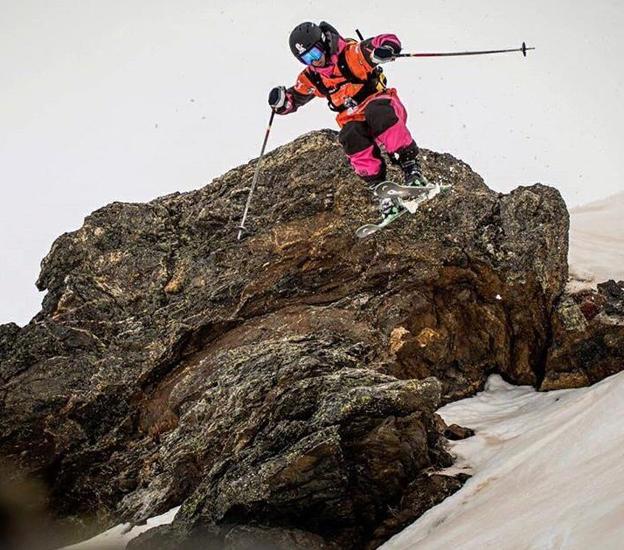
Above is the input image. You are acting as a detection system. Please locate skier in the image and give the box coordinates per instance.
[268,21,429,223]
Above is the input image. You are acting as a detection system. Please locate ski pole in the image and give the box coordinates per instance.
[396,41,534,58]
[237,109,276,241]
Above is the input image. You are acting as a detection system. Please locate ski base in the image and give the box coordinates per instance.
[374,180,436,199]
[355,208,408,238]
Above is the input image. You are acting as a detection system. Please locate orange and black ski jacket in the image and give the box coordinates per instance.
[278,31,401,127]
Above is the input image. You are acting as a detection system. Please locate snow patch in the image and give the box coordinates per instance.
[382,372,624,549]
[61,506,180,550]
[568,192,624,287]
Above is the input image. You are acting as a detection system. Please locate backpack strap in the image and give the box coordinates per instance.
[336,47,367,84]
[304,44,387,112]
[305,68,345,112]
[337,43,387,102]
[304,68,330,96]
[339,50,387,106]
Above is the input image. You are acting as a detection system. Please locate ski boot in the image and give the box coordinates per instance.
[355,196,407,238]
[379,196,403,222]
[396,143,432,188]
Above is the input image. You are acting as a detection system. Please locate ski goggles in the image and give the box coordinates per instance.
[300,45,324,65]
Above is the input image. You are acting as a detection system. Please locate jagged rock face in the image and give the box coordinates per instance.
[0,130,571,547]
[542,280,624,390]
[127,349,452,549]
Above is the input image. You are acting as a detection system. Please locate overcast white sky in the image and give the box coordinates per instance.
[1,0,623,326]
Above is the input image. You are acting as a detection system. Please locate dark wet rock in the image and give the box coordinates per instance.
[127,523,335,550]
[542,280,624,390]
[122,336,453,549]
[598,280,624,316]
[0,129,585,547]
[0,322,20,355]
[444,424,476,441]
[365,473,465,550]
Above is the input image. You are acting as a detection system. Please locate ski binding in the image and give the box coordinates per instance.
[355,181,451,238]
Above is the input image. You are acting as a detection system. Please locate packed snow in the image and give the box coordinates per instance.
[61,506,180,549]
[382,372,624,550]
[568,192,624,287]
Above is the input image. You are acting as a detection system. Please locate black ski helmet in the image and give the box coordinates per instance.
[289,22,325,59]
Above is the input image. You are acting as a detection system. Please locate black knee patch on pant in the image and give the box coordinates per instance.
[364,99,398,137]
[338,121,373,155]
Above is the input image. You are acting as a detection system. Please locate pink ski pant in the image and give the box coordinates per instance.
[337,92,414,180]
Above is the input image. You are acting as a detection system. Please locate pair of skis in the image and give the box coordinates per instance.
[355,181,450,238]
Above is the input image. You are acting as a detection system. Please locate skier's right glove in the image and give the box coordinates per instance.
[268,86,289,112]
[371,44,401,64]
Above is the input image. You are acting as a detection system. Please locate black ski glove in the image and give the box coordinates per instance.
[371,44,401,64]
[268,86,287,111]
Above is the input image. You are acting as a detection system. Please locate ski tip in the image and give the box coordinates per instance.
[356,225,378,239]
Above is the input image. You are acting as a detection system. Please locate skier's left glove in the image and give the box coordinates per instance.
[371,44,401,64]
[268,86,291,113]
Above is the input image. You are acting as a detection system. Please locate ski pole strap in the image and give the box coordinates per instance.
[237,110,275,241]
[397,42,535,58]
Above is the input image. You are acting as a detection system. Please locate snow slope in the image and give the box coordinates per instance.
[61,506,179,550]
[568,192,624,286]
[382,372,624,550]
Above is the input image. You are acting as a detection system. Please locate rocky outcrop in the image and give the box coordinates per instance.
[0,129,585,547]
[542,280,624,390]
